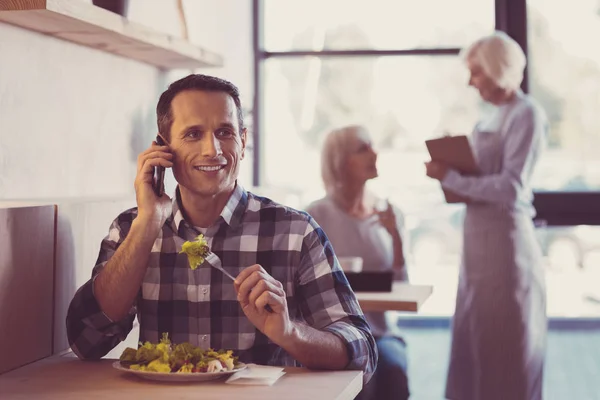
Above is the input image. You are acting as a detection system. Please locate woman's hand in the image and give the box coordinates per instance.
[425,161,449,181]
[376,200,407,271]
[376,200,399,237]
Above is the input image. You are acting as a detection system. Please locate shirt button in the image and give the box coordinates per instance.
[202,335,208,341]
[202,288,208,294]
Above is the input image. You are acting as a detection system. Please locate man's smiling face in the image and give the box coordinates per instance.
[168,90,246,198]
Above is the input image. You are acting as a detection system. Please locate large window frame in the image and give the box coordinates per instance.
[252,0,600,227]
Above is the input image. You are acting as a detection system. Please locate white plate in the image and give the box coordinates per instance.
[112,361,247,382]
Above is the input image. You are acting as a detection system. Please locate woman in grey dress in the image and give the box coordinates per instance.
[426,32,548,400]
[306,125,410,400]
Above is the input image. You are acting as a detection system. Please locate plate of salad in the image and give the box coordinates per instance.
[113,333,246,382]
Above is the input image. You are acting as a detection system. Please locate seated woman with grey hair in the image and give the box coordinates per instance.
[426,31,548,400]
[306,125,409,400]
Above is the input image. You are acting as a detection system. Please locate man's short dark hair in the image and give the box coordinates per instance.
[156,74,244,140]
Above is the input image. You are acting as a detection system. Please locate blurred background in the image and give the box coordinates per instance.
[253,0,600,319]
[1,0,598,398]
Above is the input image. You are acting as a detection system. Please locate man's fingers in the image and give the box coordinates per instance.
[137,150,173,173]
[236,270,272,305]
[254,291,285,314]
[137,144,170,159]
[247,279,285,308]
[234,264,264,291]
[136,158,173,184]
[235,266,286,316]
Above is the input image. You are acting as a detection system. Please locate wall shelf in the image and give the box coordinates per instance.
[0,0,223,69]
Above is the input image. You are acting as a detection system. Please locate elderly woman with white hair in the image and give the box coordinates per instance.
[306,125,410,400]
[426,31,548,400]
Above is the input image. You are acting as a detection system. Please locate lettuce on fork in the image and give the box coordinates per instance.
[180,234,210,270]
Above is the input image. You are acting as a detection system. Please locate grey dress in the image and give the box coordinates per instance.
[441,90,548,400]
[305,197,408,337]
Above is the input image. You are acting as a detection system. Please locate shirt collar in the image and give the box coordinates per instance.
[169,183,248,234]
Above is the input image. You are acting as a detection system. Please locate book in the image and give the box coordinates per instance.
[425,135,479,203]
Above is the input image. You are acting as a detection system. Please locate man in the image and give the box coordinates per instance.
[66,74,377,382]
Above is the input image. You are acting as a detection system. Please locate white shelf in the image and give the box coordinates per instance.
[0,0,223,69]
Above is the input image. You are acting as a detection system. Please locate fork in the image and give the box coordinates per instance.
[203,252,274,314]
[204,252,237,282]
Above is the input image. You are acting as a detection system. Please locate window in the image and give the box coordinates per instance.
[526,0,600,318]
[263,0,494,51]
[262,56,482,204]
[528,0,600,192]
[255,0,495,316]
[255,0,600,317]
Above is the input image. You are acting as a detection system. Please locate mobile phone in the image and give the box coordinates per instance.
[154,135,166,197]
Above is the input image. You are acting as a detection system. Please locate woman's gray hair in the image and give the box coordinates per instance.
[461,31,526,91]
[320,125,365,194]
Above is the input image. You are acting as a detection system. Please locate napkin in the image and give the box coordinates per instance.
[226,363,286,386]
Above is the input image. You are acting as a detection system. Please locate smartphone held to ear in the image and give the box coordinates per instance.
[154,135,166,197]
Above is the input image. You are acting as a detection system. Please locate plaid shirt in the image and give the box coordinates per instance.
[66,184,377,381]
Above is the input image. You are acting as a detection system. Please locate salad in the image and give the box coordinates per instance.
[119,333,240,373]
[180,234,210,270]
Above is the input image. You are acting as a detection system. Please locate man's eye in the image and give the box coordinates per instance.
[216,130,234,138]
[185,130,201,139]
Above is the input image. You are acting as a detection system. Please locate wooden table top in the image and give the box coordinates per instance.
[355,282,433,312]
[0,355,363,400]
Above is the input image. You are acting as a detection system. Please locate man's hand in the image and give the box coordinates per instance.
[235,266,353,372]
[234,264,293,345]
[425,161,449,181]
[135,139,174,227]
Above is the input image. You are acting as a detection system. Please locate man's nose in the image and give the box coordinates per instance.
[201,133,222,157]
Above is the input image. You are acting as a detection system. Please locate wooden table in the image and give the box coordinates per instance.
[0,355,362,400]
[355,282,433,312]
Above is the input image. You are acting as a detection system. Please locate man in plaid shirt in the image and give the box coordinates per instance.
[66,74,377,383]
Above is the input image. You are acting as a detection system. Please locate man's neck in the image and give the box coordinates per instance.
[178,185,235,228]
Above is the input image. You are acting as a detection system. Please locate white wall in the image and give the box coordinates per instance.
[128,0,254,100]
[0,22,161,200]
[0,0,254,201]
[129,0,255,189]
[0,0,253,356]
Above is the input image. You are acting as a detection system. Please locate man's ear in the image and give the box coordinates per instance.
[240,128,248,160]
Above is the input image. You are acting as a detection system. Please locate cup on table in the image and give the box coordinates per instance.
[337,256,363,273]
